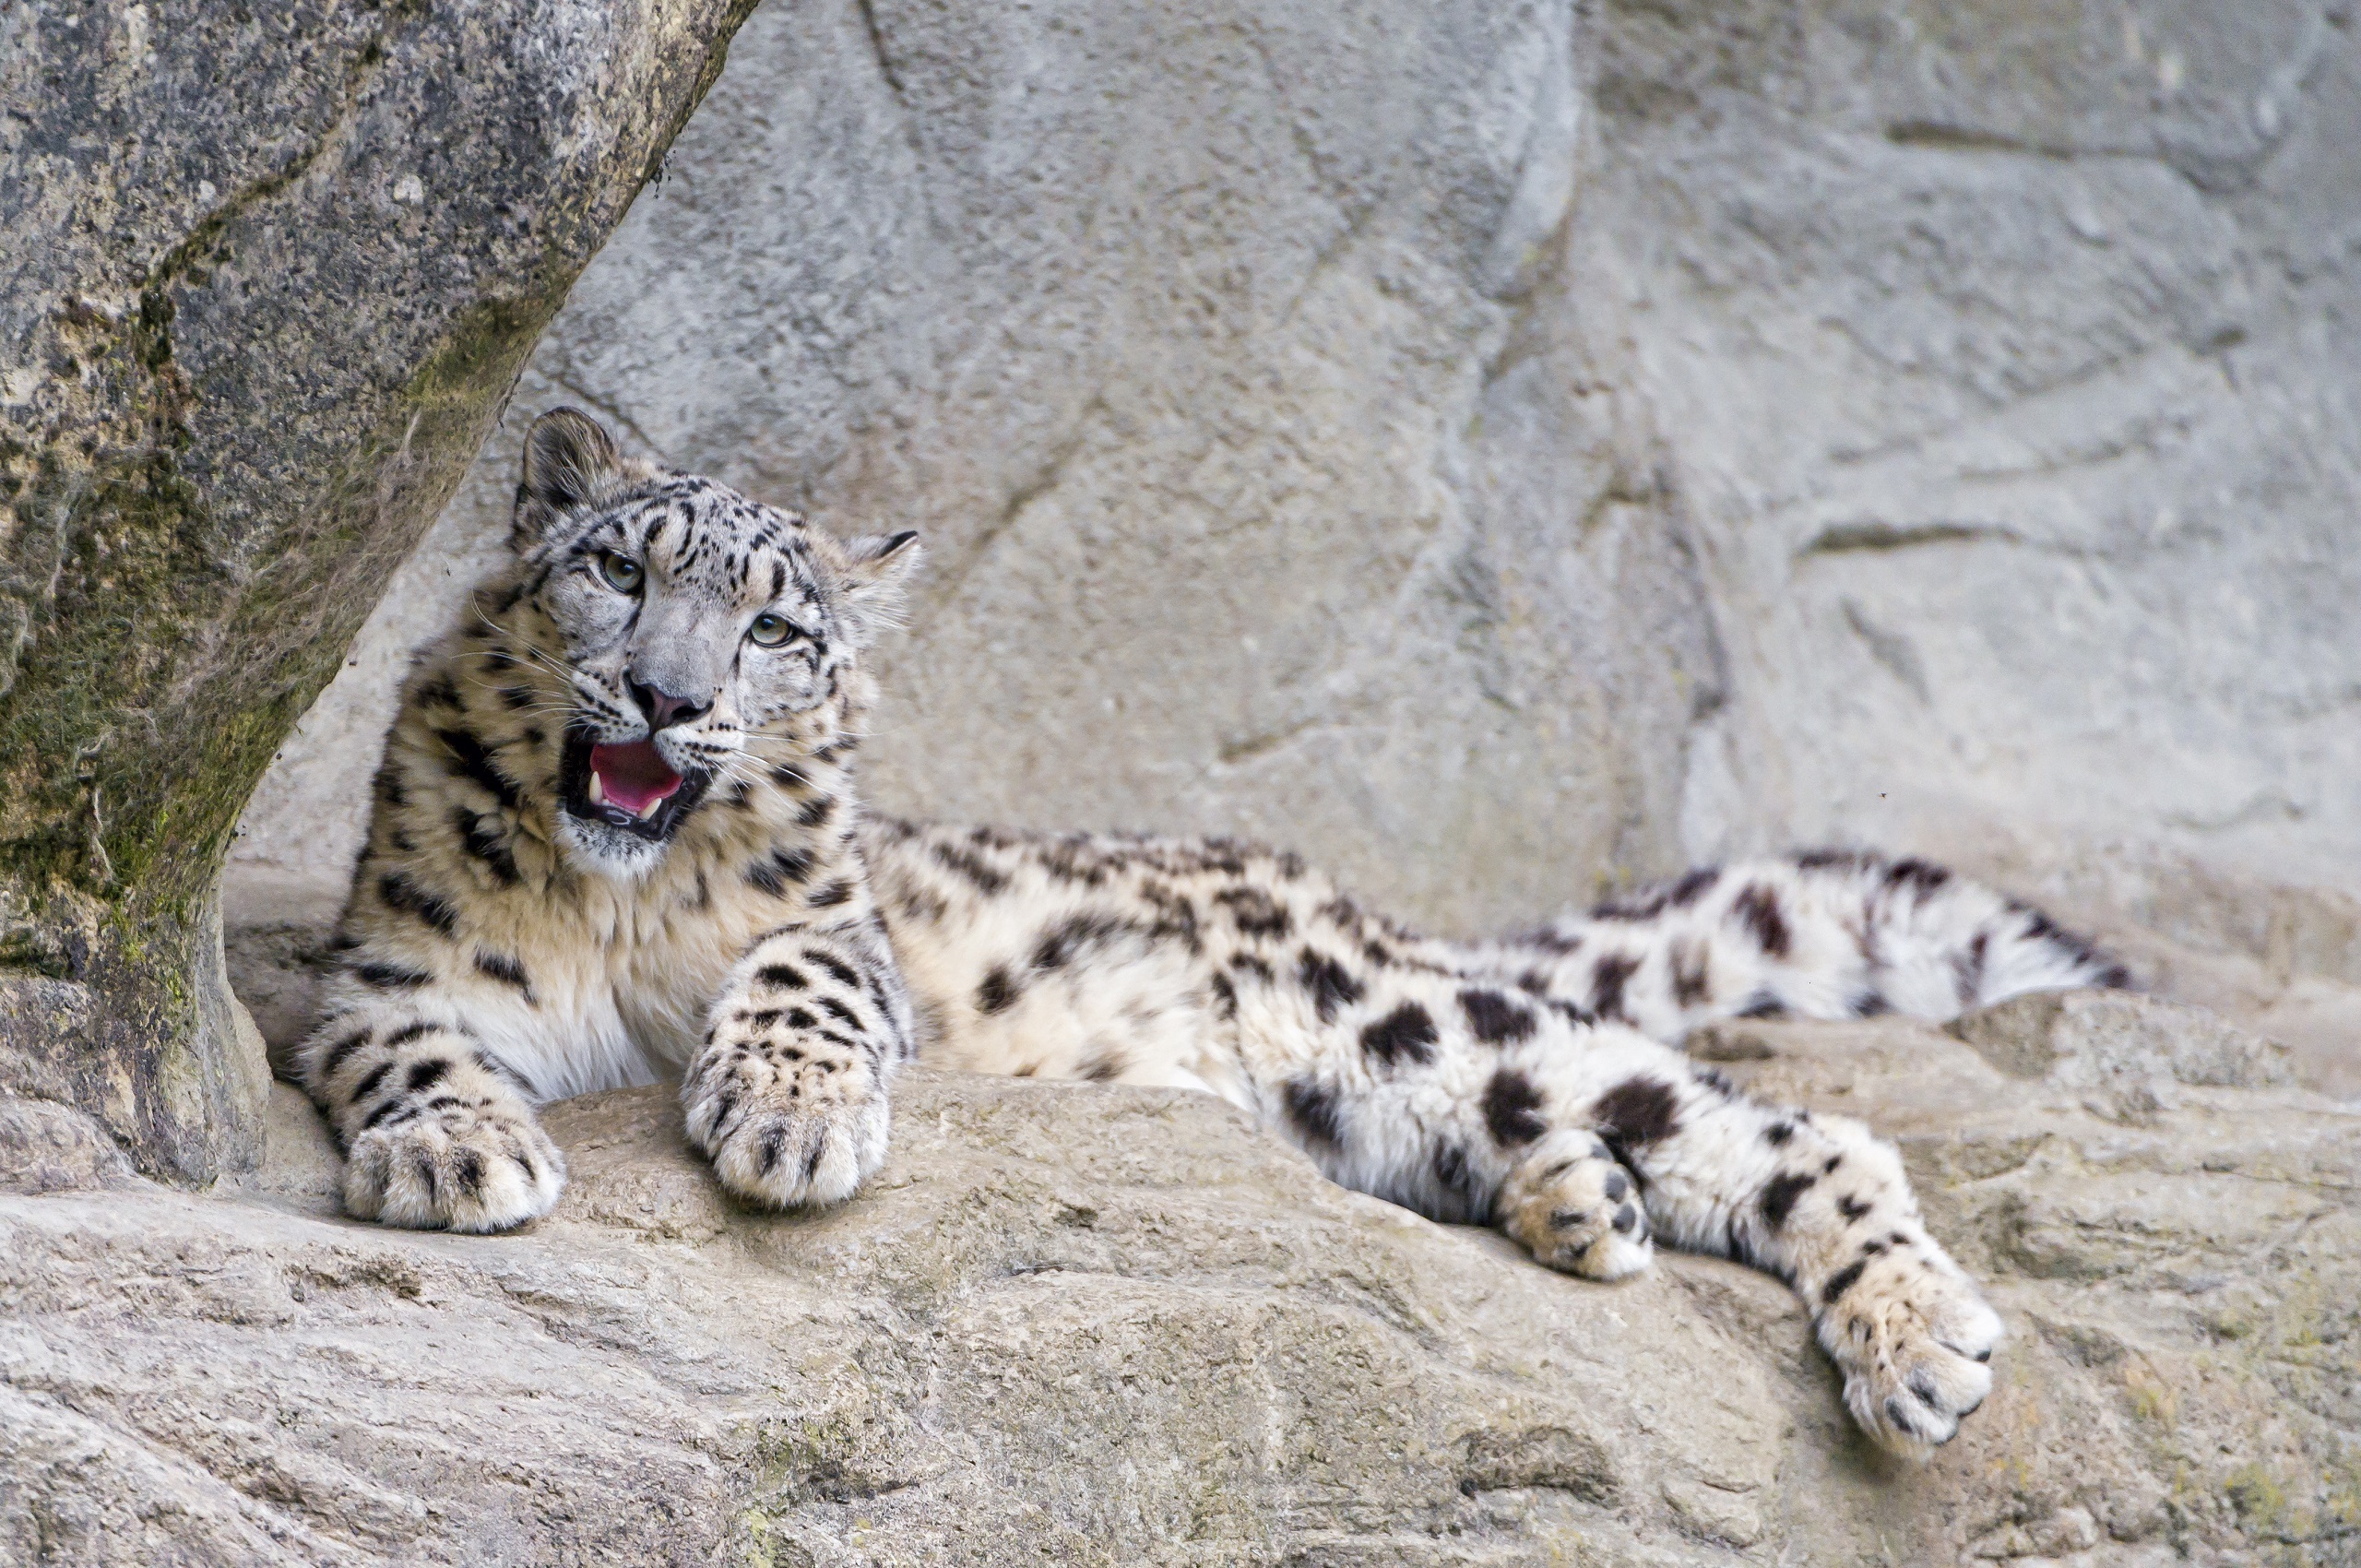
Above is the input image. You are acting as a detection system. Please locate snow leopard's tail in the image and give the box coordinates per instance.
[1490,849,2129,1045]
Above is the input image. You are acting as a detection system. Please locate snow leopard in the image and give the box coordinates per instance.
[297,408,2129,1459]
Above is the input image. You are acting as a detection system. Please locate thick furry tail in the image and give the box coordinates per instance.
[1491,850,2129,1045]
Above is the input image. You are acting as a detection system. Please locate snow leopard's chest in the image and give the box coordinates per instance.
[456,824,857,1096]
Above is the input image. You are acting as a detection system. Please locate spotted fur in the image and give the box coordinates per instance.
[300,410,2131,1459]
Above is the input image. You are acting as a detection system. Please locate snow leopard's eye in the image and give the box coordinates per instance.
[747,612,798,648]
[597,552,643,593]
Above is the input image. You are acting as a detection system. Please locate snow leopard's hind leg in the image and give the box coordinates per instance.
[1492,1021,2000,1458]
[1265,957,1999,1456]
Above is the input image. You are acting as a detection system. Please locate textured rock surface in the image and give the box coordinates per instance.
[6,1004,2354,1565]
[0,0,756,1180]
[224,0,2361,1090]
[1610,0,2361,899]
[1584,0,2361,1093]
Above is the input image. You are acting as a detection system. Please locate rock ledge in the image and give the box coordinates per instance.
[4,1005,2353,1564]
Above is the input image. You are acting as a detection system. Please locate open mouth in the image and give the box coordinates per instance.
[558,730,710,842]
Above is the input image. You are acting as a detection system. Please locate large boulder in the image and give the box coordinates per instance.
[223,0,2361,1087]
[5,999,2352,1563]
[0,0,757,1179]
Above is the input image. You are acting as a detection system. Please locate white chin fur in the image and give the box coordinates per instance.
[555,812,669,880]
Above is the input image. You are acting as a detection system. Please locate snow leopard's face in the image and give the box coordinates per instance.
[506,409,918,875]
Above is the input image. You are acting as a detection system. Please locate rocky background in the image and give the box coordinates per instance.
[224,0,2361,1092]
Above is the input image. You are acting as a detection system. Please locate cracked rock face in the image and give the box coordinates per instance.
[5,1004,2352,1564]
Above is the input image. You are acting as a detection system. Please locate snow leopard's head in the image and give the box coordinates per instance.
[504,408,919,875]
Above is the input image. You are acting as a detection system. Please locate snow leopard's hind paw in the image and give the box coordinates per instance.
[1816,1242,2003,1458]
[1497,1129,1654,1281]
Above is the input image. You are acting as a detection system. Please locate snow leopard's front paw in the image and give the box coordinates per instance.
[1815,1241,2003,1459]
[683,1049,889,1208]
[342,1098,566,1233]
[1497,1129,1654,1280]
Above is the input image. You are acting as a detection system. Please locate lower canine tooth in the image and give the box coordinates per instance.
[587,771,606,806]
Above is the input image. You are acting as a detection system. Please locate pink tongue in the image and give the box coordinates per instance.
[589,741,683,817]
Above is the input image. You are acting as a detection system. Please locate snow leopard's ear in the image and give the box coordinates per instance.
[513,407,632,545]
[831,530,922,644]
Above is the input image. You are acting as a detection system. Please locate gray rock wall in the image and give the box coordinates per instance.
[226,0,2361,1072]
[1594,0,2361,958]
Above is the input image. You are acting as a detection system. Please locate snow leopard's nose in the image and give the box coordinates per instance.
[626,676,711,732]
